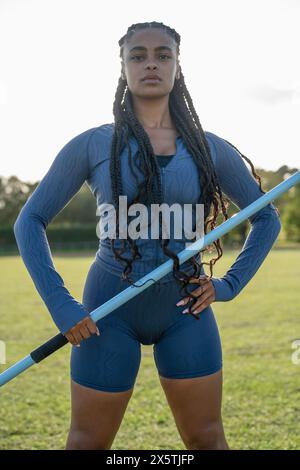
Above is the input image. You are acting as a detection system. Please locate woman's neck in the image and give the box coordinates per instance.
[132,96,174,130]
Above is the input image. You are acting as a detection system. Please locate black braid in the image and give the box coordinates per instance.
[107,20,271,317]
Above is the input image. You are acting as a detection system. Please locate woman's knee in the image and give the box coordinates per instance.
[65,428,113,450]
[185,421,227,450]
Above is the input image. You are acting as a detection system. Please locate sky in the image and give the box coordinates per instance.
[0,0,299,183]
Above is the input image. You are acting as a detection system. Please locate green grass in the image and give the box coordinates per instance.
[0,249,300,450]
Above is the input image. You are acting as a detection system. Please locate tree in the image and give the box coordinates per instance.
[0,176,37,225]
[282,183,300,241]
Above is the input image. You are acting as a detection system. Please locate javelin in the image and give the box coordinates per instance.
[0,171,299,388]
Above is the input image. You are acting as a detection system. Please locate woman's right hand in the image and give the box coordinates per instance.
[64,315,100,347]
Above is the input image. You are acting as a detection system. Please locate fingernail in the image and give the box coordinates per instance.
[182,308,188,314]
[96,328,100,336]
[76,344,80,348]
[176,300,185,306]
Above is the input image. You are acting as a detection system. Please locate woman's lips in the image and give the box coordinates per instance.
[142,78,161,84]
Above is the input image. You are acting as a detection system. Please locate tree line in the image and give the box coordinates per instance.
[0,164,299,252]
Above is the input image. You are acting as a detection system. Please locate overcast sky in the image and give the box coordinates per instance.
[0,0,299,183]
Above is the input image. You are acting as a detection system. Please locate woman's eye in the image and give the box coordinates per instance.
[130,55,171,61]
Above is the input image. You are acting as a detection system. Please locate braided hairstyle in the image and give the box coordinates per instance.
[109,20,267,319]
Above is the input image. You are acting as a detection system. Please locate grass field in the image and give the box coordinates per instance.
[0,249,299,450]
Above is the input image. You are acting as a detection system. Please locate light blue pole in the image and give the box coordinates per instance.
[88,170,300,306]
[0,356,35,386]
[0,171,299,388]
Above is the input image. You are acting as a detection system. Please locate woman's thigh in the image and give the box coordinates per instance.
[66,379,134,450]
[159,369,227,450]
[70,259,142,392]
[152,283,223,379]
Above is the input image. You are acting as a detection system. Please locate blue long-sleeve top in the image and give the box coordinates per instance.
[13,124,281,334]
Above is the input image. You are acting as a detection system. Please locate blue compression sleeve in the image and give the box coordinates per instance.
[206,132,282,302]
[13,128,98,335]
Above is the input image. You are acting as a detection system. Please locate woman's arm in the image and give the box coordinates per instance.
[205,132,282,302]
[14,127,98,334]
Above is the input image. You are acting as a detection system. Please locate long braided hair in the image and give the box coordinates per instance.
[108,21,267,319]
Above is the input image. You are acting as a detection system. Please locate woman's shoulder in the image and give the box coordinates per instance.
[62,122,115,147]
[92,122,115,136]
[77,122,115,141]
[80,122,115,168]
[204,130,226,151]
[203,130,224,166]
[56,123,115,166]
[68,121,114,149]
[204,130,238,168]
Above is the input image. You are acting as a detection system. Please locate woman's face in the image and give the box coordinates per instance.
[121,28,180,99]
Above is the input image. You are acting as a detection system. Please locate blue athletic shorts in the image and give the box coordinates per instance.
[70,258,223,392]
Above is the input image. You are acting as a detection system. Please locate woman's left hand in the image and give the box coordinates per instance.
[176,274,216,316]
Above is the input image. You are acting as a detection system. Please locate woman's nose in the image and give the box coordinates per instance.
[145,66,158,70]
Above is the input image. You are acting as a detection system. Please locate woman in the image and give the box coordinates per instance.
[14,21,281,450]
